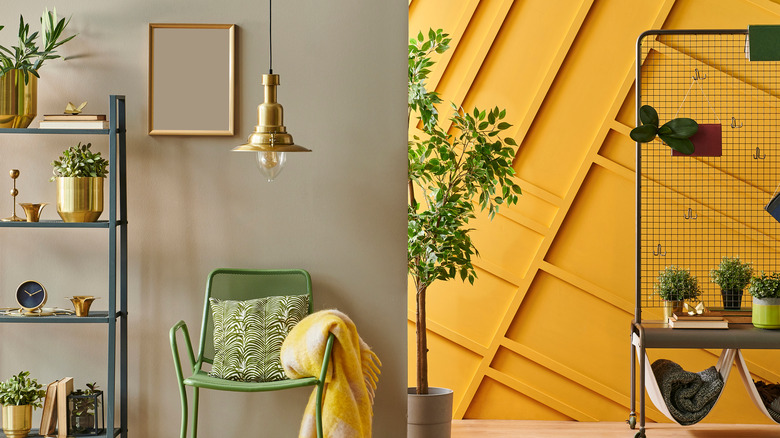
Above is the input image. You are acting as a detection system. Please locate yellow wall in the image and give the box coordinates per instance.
[409,0,780,424]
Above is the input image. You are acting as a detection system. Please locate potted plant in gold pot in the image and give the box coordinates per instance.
[408,28,520,438]
[749,272,780,329]
[0,371,46,438]
[0,8,76,128]
[656,266,701,322]
[51,142,108,222]
[710,256,753,310]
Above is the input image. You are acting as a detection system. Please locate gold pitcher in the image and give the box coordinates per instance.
[2,404,32,438]
[56,177,104,222]
[0,70,37,129]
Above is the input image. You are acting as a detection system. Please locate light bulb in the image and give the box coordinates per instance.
[256,151,287,182]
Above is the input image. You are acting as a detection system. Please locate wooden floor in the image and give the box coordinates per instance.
[451,420,780,437]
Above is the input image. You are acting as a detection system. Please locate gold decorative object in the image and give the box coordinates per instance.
[68,296,98,317]
[64,101,87,114]
[2,169,24,222]
[18,202,47,222]
[232,0,310,182]
[0,70,37,129]
[56,177,104,222]
[1,404,32,438]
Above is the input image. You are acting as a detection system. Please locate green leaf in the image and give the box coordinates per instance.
[629,124,657,143]
[658,134,694,155]
[639,105,659,127]
[661,118,698,139]
[505,137,517,146]
[497,122,511,130]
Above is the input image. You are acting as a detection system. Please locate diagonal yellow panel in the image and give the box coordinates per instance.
[463,376,574,421]
[412,267,519,347]
[545,165,636,300]
[491,347,629,421]
[664,0,780,29]
[504,270,634,396]
[514,0,668,198]
[470,213,544,281]
[459,0,586,123]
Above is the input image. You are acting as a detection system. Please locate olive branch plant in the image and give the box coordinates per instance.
[0,8,77,83]
[408,29,521,395]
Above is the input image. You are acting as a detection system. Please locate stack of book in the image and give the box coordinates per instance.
[39,377,73,437]
[39,114,108,129]
[668,313,729,329]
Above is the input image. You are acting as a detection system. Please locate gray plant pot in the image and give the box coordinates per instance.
[408,387,453,438]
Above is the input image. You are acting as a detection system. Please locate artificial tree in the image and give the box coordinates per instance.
[408,29,520,394]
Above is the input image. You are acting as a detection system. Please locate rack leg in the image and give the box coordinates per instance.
[628,328,637,429]
[639,340,646,436]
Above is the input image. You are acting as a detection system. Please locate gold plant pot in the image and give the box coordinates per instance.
[56,177,104,222]
[68,295,98,317]
[662,300,683,323]
[0,70,37,129]
[2,404,32,438]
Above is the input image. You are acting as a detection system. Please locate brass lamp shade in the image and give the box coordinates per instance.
[233,73,310,153]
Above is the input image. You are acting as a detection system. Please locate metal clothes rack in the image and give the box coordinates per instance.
[631,30,780,438]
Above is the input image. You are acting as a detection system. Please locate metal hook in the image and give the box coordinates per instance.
[683,208,697,220]
[753,146,766,160]
[731,117,743,129]
[692,68,707,81]
[653,244,666,257]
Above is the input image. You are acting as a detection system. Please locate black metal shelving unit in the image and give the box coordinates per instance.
[630,30,780,437]
[0,95,127,437]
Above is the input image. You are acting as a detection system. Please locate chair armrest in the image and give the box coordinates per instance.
[319,332,336,383]
[170,320,197,378]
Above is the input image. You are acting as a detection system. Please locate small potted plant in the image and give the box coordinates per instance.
[0,8,77,128]
[656,266,701,321]
[51,142,109,222]
[749,272,780,329]
[0,371,46,438]
[710,256,753,310]
[68,382,102,434]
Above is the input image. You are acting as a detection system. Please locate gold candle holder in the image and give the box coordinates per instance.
[1,169,24,222]
[19,203,47,222]
[67,296,99,317]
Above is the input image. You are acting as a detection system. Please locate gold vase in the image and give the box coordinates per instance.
[0,70,37,129]
[2,405,32,438]
[56,177,104,222]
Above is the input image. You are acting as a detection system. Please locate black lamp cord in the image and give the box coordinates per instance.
[268,0,273,74]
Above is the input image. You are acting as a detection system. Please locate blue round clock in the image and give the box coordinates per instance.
[16,280,47,312]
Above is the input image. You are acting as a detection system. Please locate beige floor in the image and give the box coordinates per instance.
[451,420,780,437]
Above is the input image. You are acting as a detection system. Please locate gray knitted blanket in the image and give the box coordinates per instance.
[651,359,724,425]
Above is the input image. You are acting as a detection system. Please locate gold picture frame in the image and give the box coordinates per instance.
[148,23,235,136]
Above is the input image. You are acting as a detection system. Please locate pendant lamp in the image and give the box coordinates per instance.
[233,0,310,182]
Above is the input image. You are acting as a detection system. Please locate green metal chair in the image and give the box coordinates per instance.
[170,268,334,438]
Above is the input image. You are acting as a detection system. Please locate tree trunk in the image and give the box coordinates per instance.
[416,283,428,394]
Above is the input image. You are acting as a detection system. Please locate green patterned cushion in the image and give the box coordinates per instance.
[209,294,309,382]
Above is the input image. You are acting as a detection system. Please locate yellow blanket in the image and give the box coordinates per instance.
[281,309,381,438]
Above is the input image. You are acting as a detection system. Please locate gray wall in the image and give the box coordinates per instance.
[0,1,406,436]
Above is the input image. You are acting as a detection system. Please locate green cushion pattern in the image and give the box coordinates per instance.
[209,294,309,382]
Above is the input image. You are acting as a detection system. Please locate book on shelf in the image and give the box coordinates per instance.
[43,114,106,121]
[40,380,59,436]
[668,317,729,329]
[39,120,110,129]
[56,377,73,438]
[671,312,725,321]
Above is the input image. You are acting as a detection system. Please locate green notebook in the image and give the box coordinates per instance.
[747,25,780,61]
